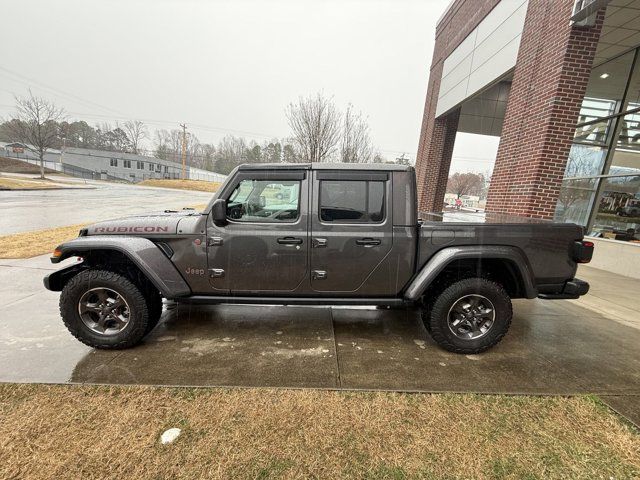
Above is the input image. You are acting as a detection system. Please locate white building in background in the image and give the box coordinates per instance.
[0,142,61,163]
[1,143,225,183]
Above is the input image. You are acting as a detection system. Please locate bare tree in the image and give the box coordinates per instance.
[340,104,373,163]
[123,120,147,154]
[557,178,593,215]
[446,172,485,199]
[372,151,386,163]
[286,93,341,163]
[154,129,182,162]
[214,135,247,174]
[4,91,65,179]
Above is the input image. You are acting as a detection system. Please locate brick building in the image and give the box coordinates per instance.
[416,0,640,243]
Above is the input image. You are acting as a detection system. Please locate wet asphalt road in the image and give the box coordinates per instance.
[0,179,212,235]
[0,255,639,425]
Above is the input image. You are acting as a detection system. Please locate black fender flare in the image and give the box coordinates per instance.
[44,236,191,298]
[403,245,537,301]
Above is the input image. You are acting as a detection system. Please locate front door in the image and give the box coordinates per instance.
[206,170,308,294]
[310,170,393,294]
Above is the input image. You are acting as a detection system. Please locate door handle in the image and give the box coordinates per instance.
[208,268,225,278]
[355,238,381,246]
[277,237,303,245]
[208,236,223,246]
[312,270,327,280]
[312,238,327,248]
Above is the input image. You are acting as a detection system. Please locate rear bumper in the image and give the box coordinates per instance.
[537,278,589,300]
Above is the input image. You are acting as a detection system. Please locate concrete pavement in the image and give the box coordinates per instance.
[571,266,640,331]
[0,179,212,235]
[0,256,638,425]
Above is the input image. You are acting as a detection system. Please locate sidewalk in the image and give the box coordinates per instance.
[573,265,640,331]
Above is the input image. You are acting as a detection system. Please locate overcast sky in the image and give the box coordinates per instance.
[0,0,498,173]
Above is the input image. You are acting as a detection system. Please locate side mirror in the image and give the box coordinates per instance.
[211,198,227,226]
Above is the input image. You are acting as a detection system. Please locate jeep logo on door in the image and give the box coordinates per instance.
[185,267,206,276]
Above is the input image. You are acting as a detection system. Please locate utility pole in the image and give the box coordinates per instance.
[179,123,187,180]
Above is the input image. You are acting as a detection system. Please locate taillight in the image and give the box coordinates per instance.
[573,240,594,264]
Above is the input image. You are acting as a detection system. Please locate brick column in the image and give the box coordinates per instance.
[485,0,605,218]
[416,109,460,213]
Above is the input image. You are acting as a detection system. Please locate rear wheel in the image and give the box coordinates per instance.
[423,277,512,354]
[60,269,150,349]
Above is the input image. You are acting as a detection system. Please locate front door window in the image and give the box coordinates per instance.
[227,179,300,223]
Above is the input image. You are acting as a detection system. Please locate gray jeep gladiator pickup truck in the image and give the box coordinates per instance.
[44,163,594,354]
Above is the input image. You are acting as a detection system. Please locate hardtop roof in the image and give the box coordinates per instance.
[236,162,413,172]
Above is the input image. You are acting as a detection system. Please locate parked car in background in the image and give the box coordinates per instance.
[617,199,640,217]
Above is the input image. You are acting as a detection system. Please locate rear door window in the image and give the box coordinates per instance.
[319,180,385,222]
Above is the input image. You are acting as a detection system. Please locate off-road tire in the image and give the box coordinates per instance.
[144,290,163,334]
[423,277,512,354]
[60,269,150,349]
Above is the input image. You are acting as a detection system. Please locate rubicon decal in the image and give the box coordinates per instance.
[93,226,170,233]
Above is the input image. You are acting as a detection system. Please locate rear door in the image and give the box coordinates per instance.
[309,170,392,294]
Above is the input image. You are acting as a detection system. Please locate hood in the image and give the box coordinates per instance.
[86,210,199,236]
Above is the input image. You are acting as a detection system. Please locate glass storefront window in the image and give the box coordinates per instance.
[609,111,640,176]
[578,50,635,122]
[557,48,640,244]
[555,177,598,226]
[573,117,614,145]
[563,144,608,178]
[591,175,640,241]
[622,52,640,111]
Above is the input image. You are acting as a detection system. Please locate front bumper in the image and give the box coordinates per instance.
[43,263,86,292]
[537,278,589,300]
[43,274,52,291]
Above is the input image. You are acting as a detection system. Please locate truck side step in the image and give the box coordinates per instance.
[177,296,410,307]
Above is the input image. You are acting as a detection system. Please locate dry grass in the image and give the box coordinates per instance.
[0,176,61,190]
[138,178,221,193]
[0,385,638,479]
[0,156,58,175]
[0,224,87,259]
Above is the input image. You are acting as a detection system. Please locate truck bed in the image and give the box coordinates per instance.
[418,212,584,293]
[420,211,552,224]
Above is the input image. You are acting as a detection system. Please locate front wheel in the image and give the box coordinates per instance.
[144,289,163,335]
[59,269,151,349]
[423,278,512,354]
